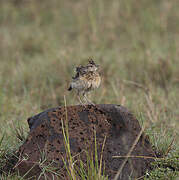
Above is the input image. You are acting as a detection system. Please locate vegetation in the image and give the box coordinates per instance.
[0,0,178,179]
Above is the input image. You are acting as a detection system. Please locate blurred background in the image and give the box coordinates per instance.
[0,0,178,153]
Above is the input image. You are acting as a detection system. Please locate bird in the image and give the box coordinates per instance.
[68,59,101,105]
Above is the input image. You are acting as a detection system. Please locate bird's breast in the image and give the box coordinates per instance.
[91,75,101,89]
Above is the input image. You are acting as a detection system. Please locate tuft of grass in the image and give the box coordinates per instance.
[144,152,179,180]
[61,100,108,179]
[14,126,27,143]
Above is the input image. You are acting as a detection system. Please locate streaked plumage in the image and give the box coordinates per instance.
[68,60,101,105]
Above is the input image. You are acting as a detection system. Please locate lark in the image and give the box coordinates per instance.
[68,60,101,105]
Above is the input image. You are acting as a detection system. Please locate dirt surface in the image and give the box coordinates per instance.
[14,104,155,179]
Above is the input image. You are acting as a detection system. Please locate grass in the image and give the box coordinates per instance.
[61,108,107,180]
[0,0,179,179]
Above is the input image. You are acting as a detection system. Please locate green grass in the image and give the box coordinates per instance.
[61,108,107,180]
[0,0,179,179]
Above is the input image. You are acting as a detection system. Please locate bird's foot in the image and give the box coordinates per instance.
[85,101,95,106]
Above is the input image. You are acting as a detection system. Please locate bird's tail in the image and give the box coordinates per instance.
[68,86,72,91]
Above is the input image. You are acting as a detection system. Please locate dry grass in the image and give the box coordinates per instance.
[0,0,179,179]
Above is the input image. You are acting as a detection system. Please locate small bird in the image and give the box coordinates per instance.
[68,59,101,105]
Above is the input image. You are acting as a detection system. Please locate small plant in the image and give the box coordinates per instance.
[14,126,26,143]
[143,133,179,180]
[144,156,179,180]
[61,100,108,179]
[0,134,19,179]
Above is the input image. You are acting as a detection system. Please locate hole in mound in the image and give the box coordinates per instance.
[78,147,82,153]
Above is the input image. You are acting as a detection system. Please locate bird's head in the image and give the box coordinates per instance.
[87,59,99,71]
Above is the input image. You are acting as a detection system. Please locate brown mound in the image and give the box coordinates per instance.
[14,104,155,179]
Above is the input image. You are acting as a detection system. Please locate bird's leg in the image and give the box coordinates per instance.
[83,92,95,106]
[77,91,84,105]
[82,93,88,105]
